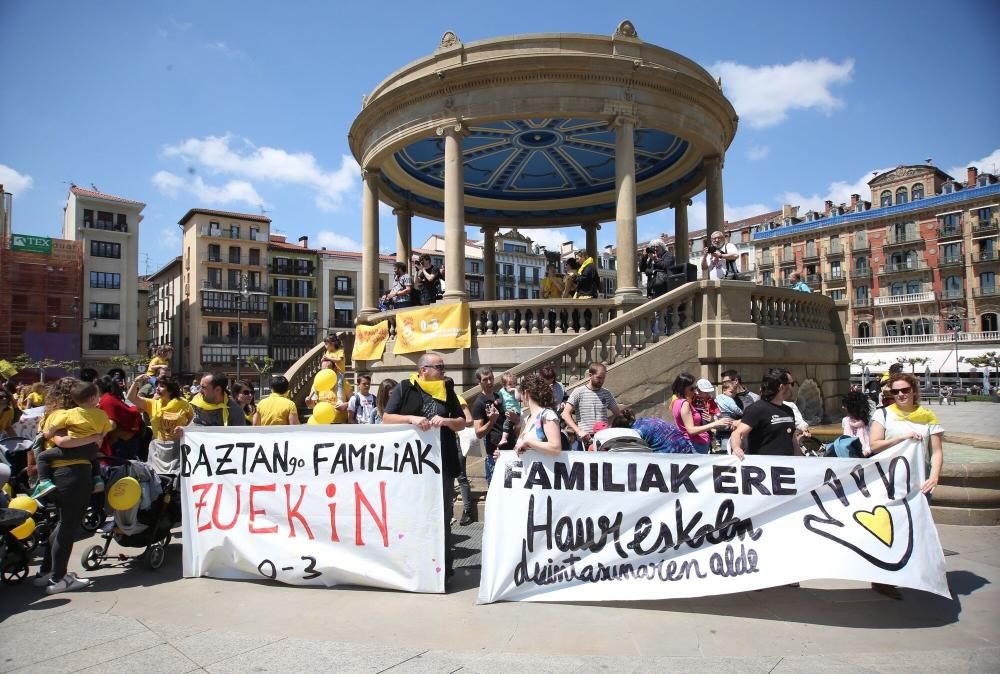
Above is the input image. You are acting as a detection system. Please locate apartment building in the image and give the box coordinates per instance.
[269,234,319,369]
[753,163,1000,377]
[62,186,144,371]
[179,209,271,377]
[147,256,183,372]
[318,249,395,331]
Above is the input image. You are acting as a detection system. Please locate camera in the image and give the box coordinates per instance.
[645,246,655,254]
[707,245,719,254]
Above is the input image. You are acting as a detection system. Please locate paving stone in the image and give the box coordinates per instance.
[205,638,422,673]
[169,629,286,667]
[8,630,165,674]
[0,610,147,672]
[75,643,200,674]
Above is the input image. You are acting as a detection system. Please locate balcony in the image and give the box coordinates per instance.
[199,227,268,242]
[328,317,355,329]
[852,331,1000,347]
[850,267,872,279]
[271,286,317,298]
[940,288,966,300]
[333,285,354,297]
[271,262,315,276]
[805,274,822,285]
[937,225,963,240]
[884,231,924,247]
[974,286,998,298]
[826,271,846,284]
[200,291,269,316]
[973,217,999,235]
[201,280,266,293]
[86,221,128,233]
[851,239,870,251]
[802,247,820,261]
[971,250,998,264]
[878,259,929,275]
[853,297,871,308]
[780,254,796,265]
[760,255,774,267]
[826,242,844,257]
[202,335,268,346]
[939,255,964,268]
[199,344,269,366]
[873,291,936,306]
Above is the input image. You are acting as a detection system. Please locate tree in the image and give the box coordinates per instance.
[965,351,999,391]
[8,353,79,383]
[109,355,150,380]
[896,355,930,386]
[244,355,274,393]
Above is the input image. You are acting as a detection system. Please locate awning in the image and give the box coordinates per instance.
[334,300,354,310]
[850,347,994,373]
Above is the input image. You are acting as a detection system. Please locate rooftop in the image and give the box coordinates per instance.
[69,186,146,207]
[177,208,272,226]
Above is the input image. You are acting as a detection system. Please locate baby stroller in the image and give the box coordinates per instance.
[80,459,181,571]
[0,498,39,583]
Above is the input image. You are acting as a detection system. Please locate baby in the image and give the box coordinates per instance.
[497,373,522,449]
[32,381,112,500]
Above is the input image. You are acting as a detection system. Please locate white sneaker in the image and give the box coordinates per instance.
[67,572,92,586]
[45,575,91,594]
[31,572,52,587]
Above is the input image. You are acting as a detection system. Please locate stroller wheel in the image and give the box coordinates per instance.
[23,533,39,554]
[81,508,105,533]
[1,555,29,583]
[146,543,165,570]
[81,544,104,571]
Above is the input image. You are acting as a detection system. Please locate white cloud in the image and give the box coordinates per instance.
[316,230,361,252]
[205,41,250,61]
[746,145,770,161]
[948,148,1000,183]
[0,164,33,194]
[780,167,892,213]
[152,170,265,208]
[518,228,577,251]
[160,134,360,211]
[711,58,854,128]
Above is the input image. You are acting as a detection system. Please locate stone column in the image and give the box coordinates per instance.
[672,199,691,265]
[393,207,412,265]
[481,226,497,301]
[584,223,600,262]
[439,122,468,302]
[705,155,725,233]
[360,168,380,316]
[613,115,641,298]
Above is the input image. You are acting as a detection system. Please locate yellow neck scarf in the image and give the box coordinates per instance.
[888,403,938,426]
[190,393,230,425]
[409,373,447,402]
[578,257,595,273]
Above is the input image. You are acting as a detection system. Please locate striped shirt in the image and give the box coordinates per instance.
[566,386,618,435]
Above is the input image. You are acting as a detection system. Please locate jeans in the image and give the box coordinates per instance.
[484,450,495,485]
[691,441,711,454]
[441,468,455,575]
[40,463,91,579]
[456,453,473,517]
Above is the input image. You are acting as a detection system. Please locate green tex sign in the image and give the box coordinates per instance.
[10,233,53,255]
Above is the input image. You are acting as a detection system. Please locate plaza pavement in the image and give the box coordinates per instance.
[1,520,998,673]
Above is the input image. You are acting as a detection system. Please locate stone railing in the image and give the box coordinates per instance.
[285,342,327,406]
[853,331,1000,347]
[748,286,833,330]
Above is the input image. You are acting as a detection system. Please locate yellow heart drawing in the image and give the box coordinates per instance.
[854,506,894,547]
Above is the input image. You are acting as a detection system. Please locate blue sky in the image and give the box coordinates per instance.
[2,0,998,273]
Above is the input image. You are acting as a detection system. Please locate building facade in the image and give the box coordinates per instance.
[317,249,395,332]
[753,163,1000,378]
[146,256,183,373]
[62,186,144,371]
[179,209,271,377]
[268,234,319,369]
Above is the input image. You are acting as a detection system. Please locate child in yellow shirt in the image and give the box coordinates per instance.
[32,381,113,499]
[146,345,173,385]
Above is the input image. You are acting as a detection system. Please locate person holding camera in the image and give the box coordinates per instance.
[640,239,675,298]
[701,230,740,280]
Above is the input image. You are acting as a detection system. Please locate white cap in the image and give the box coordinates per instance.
[695,378,715,393]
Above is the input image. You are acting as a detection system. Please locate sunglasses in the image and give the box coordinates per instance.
[423,363,446,371]
[891,387,912,396]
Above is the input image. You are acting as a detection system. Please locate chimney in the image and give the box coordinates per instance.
[824,200,833,216]
[271,233,286,243]
[782,204,793,219]
[967,166,979,187]
[850,194,860,208]
[299,235,309,248]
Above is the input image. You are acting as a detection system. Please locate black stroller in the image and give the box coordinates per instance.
[81,460,181,571]
[0,508,33,583]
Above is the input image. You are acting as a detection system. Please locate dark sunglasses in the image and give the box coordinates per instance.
[422,363,446,371]
[891,387,912,396]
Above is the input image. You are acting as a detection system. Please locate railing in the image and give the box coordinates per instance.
[850,267,872,278]
[271,287,317,298]
[873,291,936,306]
[781,254,795,264]
[826,271,846,283]
[878,260,929,274]
[973,286,998,298]
[760,255,774,266]
[973,217,999,234]
[854,298,871,308]
[271,263,315,276]
[803,247,819,260]
[939,255,963,267]
[201,280,267,293]
[971,251,998,263]
[941,288,965,300]
[852,239,870,251]
[827,242,844,256]
[937,225,963,238]
[853,331,1000,347]
[199,227,267,241]
[202,335,268,346]
[885,231,923,246]
[805,274,822,285]
[333,286,354,297]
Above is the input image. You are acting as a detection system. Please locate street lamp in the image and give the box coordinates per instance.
[235,273,249,381]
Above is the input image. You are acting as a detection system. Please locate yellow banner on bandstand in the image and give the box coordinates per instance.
[393,302,471,355]
[352,320,390,361]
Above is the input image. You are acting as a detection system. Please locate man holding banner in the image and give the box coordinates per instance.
[382,352,466,581]
[729,368,801,459]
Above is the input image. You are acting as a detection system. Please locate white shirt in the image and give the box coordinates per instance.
[873,406,944,481]
[705,243,739,280]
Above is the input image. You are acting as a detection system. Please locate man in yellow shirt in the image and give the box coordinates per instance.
[253,376,300,426]
[32,381,112,499]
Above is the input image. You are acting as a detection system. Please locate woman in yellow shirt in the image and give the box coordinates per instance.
[540,263,564,300]
[24,382,46,410]
[127,374,192,444]
[0,389,15,436]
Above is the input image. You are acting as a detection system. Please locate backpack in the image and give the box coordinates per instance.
[823,435,865,458]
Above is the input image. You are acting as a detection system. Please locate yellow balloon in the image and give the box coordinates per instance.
[9,494,38,515]
[314,369,337,392]
[309,401,335,424]
[11,515,35,541]
[107,476,142,512]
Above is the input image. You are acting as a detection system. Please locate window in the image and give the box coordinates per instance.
[762,270,772,286]
[294,303,310,322]
[830,289,845,301]
[857,322,871,339]
[890,282,904,296]
[89,334,120,350]
[248,271,261,291]
[295,259,312,275]
[532,289,540,299]
[911,183,924,200]
[980,238,997,260]
[981,271,997,292]
[883,320,898,337]
[895,187,908,205]
[207,268,222,288]
[906,280,921,294]
[334,308,353,327]
[916,318,933,335]
[207,244,221,262]
[942,243,961,263]
[782,243,792,262]
[95,211,114,229]
[979,175,991,187]
[502,287,514,300]
[982,313,998,333]
[90,240,121,258]
[248,323,263,338]
[229,224,240,239]
[249,248,260,266]
[250,227,260,241]
[468,261,481,274]
[83,209,94,227]
[855,256,868,271]
[208,221,221,236]
[90,271,121,289]
[228,246,241,264]
[275,278,291,296]
[978,207,993,223]
[830,260,842,277]
[335,276,351,294]
[945,275,963,295]
[274,302,292,321]
[89,303,120,320]
[207,322,222,337]
[295,280,311,297]
[227,270,241,290]
[466,279,482,299]
[518,288,528,299]
[880,190,892,208]
[941,213,961,229]
[503,243,527,253]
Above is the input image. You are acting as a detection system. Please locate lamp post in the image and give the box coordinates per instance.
[235,273,249,381]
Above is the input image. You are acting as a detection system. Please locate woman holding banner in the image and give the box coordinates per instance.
[513,374,562,456]
[382,353,465,583]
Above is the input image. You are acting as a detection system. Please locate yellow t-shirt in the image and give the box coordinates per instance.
[255,393,298,426]
[47,407,113,439]
[40,411,98,467]
[541,276,563,299]
[150,397,193,441]
[27,392,45,408]
[325,349,346,373]
[310,380,353,423]
[0,406,13,432]
[147,356,170,376]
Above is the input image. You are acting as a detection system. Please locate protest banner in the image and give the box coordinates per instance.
[478,442,949,603]
[181,425,445,592]
[393,302,471,355]
[352,320,390,361]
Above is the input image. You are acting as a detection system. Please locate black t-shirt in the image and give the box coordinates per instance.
[471,391,508,452]
[740,399,796,456]
[418,265,441,305]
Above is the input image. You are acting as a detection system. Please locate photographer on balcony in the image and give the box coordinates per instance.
[640,239,674,298]
[701,230,739,280]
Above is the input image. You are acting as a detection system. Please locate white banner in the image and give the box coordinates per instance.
[181,425,445,593]
[479,442,949,603]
